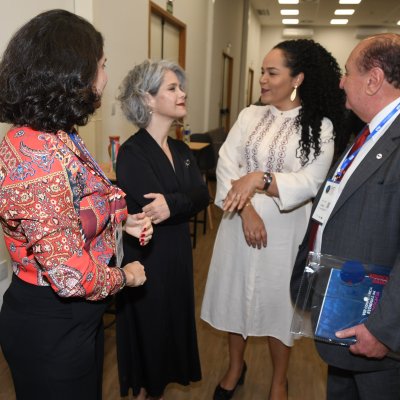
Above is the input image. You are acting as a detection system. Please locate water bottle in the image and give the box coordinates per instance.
[183,124,191,144]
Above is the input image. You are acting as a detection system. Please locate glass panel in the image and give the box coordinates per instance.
[150,13,162,60]
[163,22,180,63]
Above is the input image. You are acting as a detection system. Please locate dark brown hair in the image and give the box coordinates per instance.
[0,9,104,132]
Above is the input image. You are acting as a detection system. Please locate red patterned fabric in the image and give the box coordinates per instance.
[0,127,127,300]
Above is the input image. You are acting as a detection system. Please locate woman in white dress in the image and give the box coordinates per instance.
[201,39,345,400]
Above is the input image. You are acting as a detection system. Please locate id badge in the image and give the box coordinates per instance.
[115,223,124,268]
[312,180,339,224]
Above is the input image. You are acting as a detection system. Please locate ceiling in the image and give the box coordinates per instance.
[250,0,400,28]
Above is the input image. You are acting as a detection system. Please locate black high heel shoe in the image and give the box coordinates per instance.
[213,362,247,400]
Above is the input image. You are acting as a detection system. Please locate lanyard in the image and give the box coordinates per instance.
[68,131,113,186]
[333,101,400,182]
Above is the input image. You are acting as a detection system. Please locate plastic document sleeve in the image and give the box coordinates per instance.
[290,252,390,346]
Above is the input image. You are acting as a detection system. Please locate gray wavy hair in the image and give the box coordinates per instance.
[118,59,186,128]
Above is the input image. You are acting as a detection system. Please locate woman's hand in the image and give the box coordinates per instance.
[123,261,146,287]
[142,193,171,224]
[223,172,264,212]
[240,204,267,249]
[125,212,153,246]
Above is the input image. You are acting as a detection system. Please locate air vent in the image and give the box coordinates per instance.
[256,9,270,16]
[282,28,314,37]
[355,28,388,39]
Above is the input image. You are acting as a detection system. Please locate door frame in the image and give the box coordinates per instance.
[149,1,186,68]
[220,52,233,132]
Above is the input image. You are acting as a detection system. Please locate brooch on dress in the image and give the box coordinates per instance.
[184,159,191,168]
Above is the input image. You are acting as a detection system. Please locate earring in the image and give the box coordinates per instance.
[290,85,297,102]
[149,110,153,115]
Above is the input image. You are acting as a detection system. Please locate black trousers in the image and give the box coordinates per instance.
[0,275,110,400]
[327,365,400,400]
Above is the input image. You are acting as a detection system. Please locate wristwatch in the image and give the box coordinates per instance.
[262,172,273,192]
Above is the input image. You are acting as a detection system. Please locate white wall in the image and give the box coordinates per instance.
[208,0,245,130]
[0,0,75,140]
[92,0,213,160]
[246,5,262,104]
[155,0,210,133]
[92,0,149,162]
[259,26,400,74]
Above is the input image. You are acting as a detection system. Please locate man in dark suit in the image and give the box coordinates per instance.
[291,33,400,399]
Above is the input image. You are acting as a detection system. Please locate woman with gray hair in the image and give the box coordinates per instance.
[115,60,209,400]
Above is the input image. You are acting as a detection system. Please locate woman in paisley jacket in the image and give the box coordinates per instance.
[0,10,152,400]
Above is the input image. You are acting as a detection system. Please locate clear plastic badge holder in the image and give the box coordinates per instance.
[291,252,392,347]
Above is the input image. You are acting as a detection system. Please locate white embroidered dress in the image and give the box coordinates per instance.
[201,105,334,346]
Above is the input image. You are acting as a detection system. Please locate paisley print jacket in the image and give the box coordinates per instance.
[0,127,127,300]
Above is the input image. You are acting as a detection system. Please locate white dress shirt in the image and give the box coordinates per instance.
[313,97,400,252]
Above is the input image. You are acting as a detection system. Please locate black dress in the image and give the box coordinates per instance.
[115,129,209,397]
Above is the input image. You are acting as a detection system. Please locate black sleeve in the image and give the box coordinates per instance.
[163,143,210,224]
[116,139,210,225]
[116,141,165,213]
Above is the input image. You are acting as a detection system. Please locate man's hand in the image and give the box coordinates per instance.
[336,323,389,359]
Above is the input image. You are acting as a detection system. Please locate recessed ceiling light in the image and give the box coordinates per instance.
[397,20,400,25]
[335,9,355,15]
[278,0,299,4]
[281,9,299,16]
[339,0,361,4]
[330,19,349,24]
[282,18,299,24]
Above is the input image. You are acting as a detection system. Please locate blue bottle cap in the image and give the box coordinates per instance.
[339,260,365,285]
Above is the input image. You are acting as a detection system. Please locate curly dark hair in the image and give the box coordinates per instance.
[0,9,104,132]
[357,33,400,89]
[274,39,346,165]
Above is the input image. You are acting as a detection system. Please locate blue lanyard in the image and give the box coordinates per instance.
[68,132,113,185]
[334,101,400,182]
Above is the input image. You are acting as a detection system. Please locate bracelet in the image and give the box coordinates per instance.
[262,172,273,192]
[120,268,127,289]
[238,200,251,216]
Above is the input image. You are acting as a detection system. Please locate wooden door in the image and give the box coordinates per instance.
[149,1,186,68]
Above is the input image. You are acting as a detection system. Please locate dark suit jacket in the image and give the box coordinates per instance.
[291,114,400,371]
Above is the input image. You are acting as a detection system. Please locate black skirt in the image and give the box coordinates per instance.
[0,274,110,400]
[116,224,201,398]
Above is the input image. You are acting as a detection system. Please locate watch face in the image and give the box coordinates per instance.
[263,172,272,191]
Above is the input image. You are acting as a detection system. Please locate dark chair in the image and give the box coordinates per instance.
[189,133,216,248]
[190,132,216,176]
[206,127,228,180]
